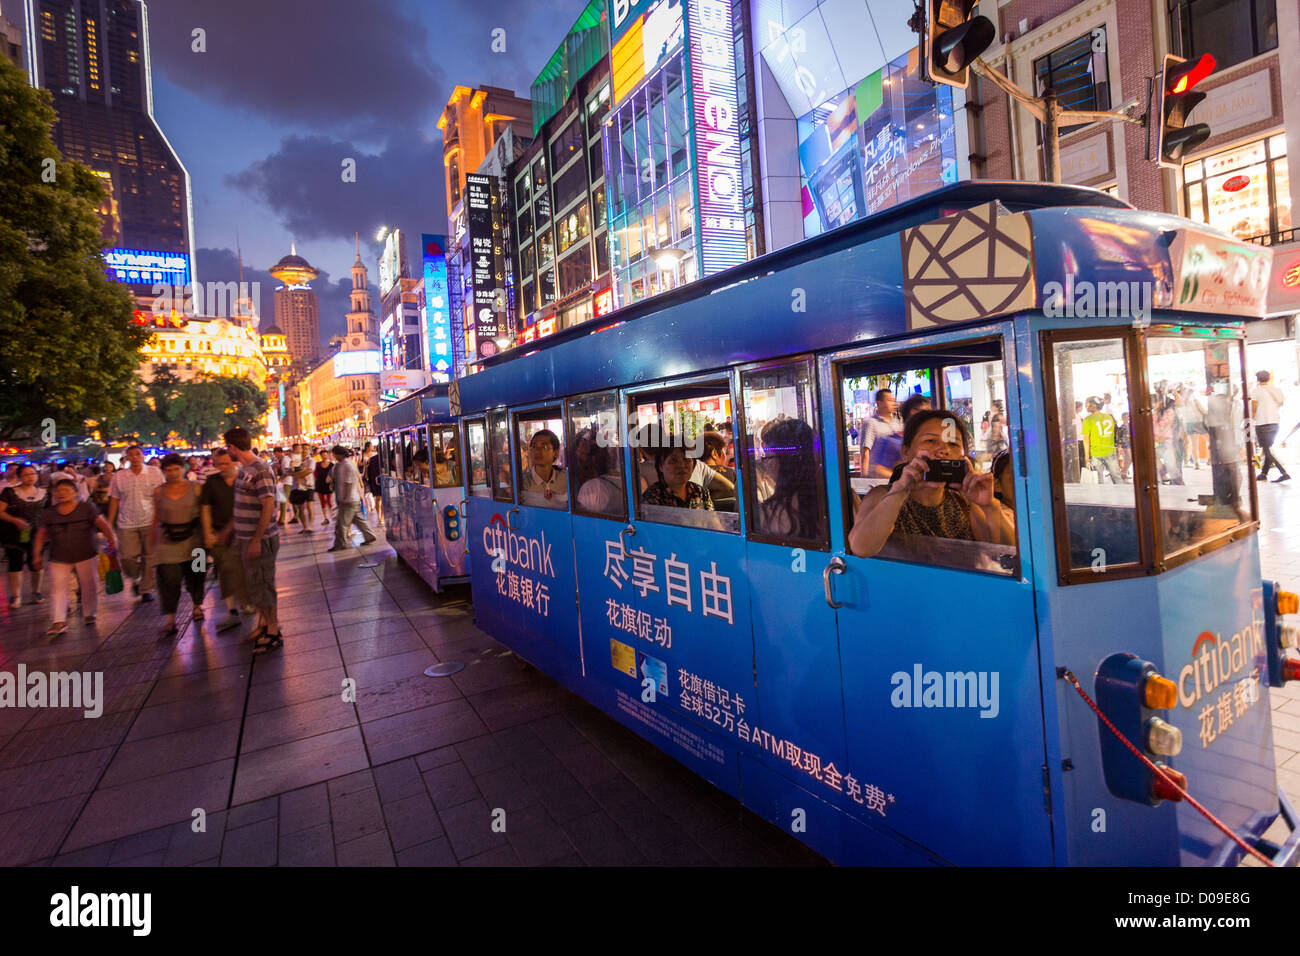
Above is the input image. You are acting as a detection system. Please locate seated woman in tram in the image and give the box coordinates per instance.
[577,440,625,514]
[642,442,714,510]
[755,418,824,539]
[520,429,567,507]
[848,409,1014,558]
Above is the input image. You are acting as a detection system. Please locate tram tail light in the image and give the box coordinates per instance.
[1143,674,1178,709]
[442,504,461,542]
[1151,765,1187,803]
[1277,590,1298,616]
[1284,659,1300,683]
[1146,717,1182,756]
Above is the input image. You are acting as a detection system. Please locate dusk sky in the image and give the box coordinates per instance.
[10,0,589,341]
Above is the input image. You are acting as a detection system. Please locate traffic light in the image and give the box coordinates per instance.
[926,0,996,89]
[1158,53,1215,167]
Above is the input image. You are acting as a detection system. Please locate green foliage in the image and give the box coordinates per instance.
[112,369,268,448]
[0,55,149,442]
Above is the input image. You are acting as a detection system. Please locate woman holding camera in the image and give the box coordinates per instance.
[849,410,1013,558]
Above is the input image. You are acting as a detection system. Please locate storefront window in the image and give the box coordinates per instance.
[1183,136,1288,243]
[1173,0,1278,71]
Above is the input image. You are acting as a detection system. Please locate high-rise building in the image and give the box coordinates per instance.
[23,0,195,265]
[269,243,321,366]
[439,84,533,215]
[1,4,22,68]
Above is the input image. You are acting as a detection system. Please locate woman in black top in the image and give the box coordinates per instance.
[0,465,48,607]
[314,449,334,525]
[32,479,116,634]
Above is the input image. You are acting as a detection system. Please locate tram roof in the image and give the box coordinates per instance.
[458,181,1265,414]
[373,381,452,431]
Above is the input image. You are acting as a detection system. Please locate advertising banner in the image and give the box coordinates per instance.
[104,248,191,290]
[466,174,505,359]
[421,234,452,379]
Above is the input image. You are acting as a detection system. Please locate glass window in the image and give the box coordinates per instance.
[520,241,535,278]
[517,204,533,248]
[557,244,592,298]
[557,202,591,255]
[467,420,489,497]
[533,158,550,228]
[1046,337,1142,573]
[412,427,430,485]
[1183,137,1287,243]
[631,381,739,533]
[592,186,607,232]
[489,411,514,502]
[587,83,610,139]
[1033,30,1110,141]
[588,136,604,185]
[843,344,1016,576]
[402,430,415,477]
[568,392,625,519]
[553,161,587,213]
[430,425,460,488]
[1146,334,1251,554]
[514,170,531,211]
[741,360,828,548]
[1175,0,1277,70]
[550,118,584,173]
[516,408,567,510]
[594,230,610,277]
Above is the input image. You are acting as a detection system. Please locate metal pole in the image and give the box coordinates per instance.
[1043,89,1062,184]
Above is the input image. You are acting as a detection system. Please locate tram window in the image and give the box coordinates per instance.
[843,367,932,494]
[740,359,828,549]
[385,434,402,480]
[402,430,416,480]
[1146,334,1252,555]
[430,426,461,489]
[843,344,1017,576]
[516,408,568,510]
[488,411,514,503]
[466,419,490,498]
[1045,337,1142,571]
[631,380,740,533]
[567,392,626,520]
[412,428,430,486]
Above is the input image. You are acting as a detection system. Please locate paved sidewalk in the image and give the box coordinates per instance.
[0,522,823,867]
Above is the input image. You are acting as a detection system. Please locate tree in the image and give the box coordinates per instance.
[111,370,268,447]
[0,55,149,443]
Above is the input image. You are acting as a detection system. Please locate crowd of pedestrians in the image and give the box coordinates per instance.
[0,436,385,647]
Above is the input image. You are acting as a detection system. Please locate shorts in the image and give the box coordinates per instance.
[5,539,34,572]
[289,489,314,504]
[238,535,279,609]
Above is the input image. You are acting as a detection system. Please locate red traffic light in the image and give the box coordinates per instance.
[1169,53,1215,95]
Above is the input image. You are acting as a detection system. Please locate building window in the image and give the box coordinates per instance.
[1033,30,1110,141]
[1173,0,1278,71]
[1183,134,1291,244]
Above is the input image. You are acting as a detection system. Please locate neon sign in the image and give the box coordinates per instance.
[421,234,452,379]
[104,248,191,288]
[687,0,746,277]
[332,350,382,377]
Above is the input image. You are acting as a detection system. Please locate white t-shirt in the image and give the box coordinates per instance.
[109,465,165,527]
[1253,383,1284,427]
[861,415,899,451]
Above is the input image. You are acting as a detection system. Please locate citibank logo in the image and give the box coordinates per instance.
[1177,617,1264,709]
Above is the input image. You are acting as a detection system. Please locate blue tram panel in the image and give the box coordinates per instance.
[443,183,1297,865]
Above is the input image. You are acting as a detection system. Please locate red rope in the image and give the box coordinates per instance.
[1061,669,1275,867]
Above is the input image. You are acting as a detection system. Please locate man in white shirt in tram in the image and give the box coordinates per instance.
[106,444,164,601]
[1252,369,1290,482]
[328,445,378,552]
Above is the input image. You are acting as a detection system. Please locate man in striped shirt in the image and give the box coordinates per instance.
[224,427,282,652]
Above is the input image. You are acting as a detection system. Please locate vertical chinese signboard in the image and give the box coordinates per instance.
[686,0,747,277]
[421,234,452,380]
[466,174,504,360]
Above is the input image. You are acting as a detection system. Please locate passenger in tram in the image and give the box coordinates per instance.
[691,431,736,510]
[571,427,600,490]
[521,429,567,507]
[848,410,1014,559]
[411,448,430,484]
[433,450,453,486]
[642,443,714,510]
[577,441,624,514]
[991,450,1014,512]
[755,419,824,539]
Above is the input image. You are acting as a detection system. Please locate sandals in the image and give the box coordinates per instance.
[192,607,205,622]
[44,621,67,636]
[251,631,284,655]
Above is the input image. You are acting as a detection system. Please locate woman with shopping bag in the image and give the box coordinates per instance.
[31,478,118,635]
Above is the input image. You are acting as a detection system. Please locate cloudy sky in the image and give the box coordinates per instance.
[11,0,587,341]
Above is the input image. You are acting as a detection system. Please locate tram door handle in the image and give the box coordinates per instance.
[823,555,847,609]
[506,507,520,531]
[459,499,469,557]
[619,523,636,552]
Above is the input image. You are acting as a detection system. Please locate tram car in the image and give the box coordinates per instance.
[392,182,1299,865]
[372,383,469,592]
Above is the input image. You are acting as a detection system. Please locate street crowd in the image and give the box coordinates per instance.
[0,437,385,651]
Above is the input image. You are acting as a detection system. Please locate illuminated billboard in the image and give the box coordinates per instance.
[421,234,452,379]
[466,174,504,360]
[688,0,747,276]
[378,229,405,296]
[610,0,684,106]
[103,248,191,289]
[333,350,382,377]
